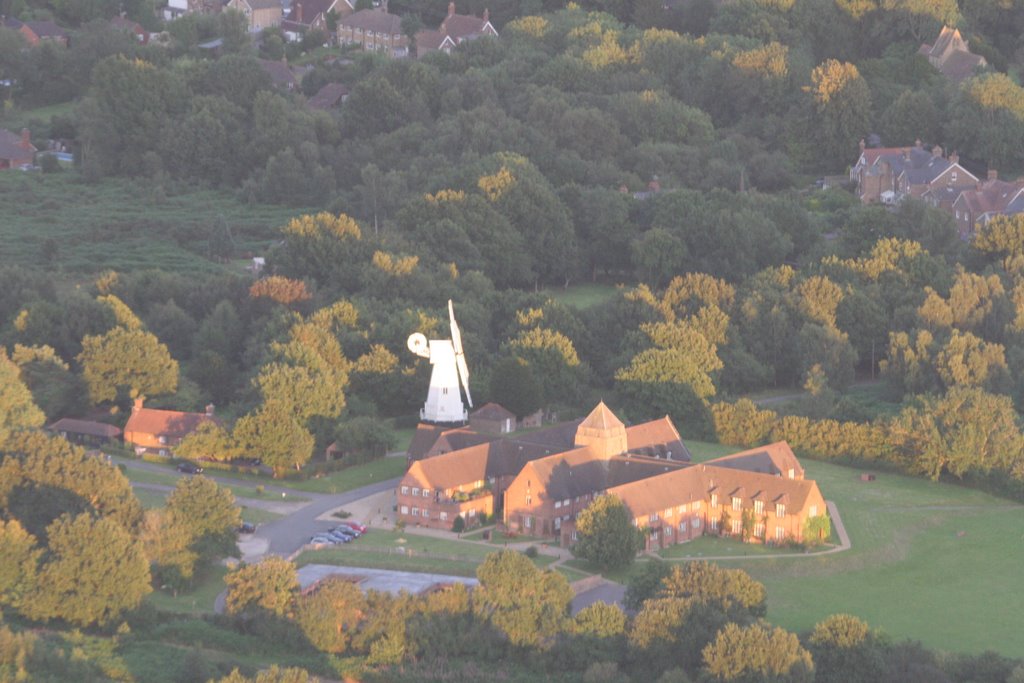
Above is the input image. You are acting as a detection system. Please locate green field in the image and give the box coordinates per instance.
[0,172,301,274]
[146,566,229,615]
[540,283,621,310]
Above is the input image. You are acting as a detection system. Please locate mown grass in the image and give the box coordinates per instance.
[657,535,808,559]
[281,456,408,493]
[540,283,621,310]
[0,172,300,274]
[145,566,228,615]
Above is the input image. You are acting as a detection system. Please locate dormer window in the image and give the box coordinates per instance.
[732,497,741,511]
[710,494,718,508]
[754,500,764,514]
[776,503,786,517]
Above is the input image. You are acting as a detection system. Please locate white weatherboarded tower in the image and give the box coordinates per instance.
[408,300,473,424]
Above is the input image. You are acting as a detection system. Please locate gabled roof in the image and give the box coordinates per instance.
[110,16,146,31]
[704,441,804,479]
[308,82,348,109]
[956,179,1024,216]
[124,406,217,439]
[283,0,337,27]
[0,128,35,161]
[938,50,985,82]
[471,402,515,421]
[339,7,402,34]
[48,418,122,439]
[624,416,691,461]
[415,28,451,53]
[241,0,282,9]
[258,59,308,88]
[520,447,686,501]
[23,20,66,39]
[405,443,491,489]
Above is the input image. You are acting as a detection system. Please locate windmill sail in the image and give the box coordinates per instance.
[449,300,473,408]
[406,301,472,424]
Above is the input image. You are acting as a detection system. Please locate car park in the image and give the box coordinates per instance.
[176,461,203,474]
[338,521,367,534]
[325,530,353,543]
[310,534,338,545]
[332,525,360,537]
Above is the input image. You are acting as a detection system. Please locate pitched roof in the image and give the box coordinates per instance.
[415,28,450,53]
[704,441,804,479]
[242,0,282,9]
[308,82,348,109]
[0,128,35,161]
[937,49,986,82]
[471,402,515,421]
[47,418,122,439]
[339,7,402,34]
[258,59,303,88]
[23,20,66,38]
[405,442,491,489]
[520,447,687,501]
[284,0,336,26]
[578,401,624,433]
[440,12,492,40]
[957,179,1024,216]
[624,416,691,461]
[124,406,216,439]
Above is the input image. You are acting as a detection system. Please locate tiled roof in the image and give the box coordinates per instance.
[244,0,282,9]
[339,8,402,34]
[577,401,624,433]
[624,416,691,461]
[441,13,489,40]
[415,28,448,52]
[958,180,1024,215]
[48,418,122,439]
[938,50,986,82]
[704,441,804,479]
[24,20,66,38]
[471,402,515,421]
[284,0,335,26]
[124,406,216,439]
[308,82,348,109]
[258,59,300,87]
[520,448,686,501]
[405,443,490,489]
[0,128,34,161]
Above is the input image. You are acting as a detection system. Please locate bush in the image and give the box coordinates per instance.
[39,153,61,173]
[524,546,538,558]
[452,516,465,533]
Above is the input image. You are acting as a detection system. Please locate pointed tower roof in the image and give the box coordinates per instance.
[574,402,628,458]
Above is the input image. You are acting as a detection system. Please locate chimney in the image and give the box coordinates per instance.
[20,128,30,149]
[296,1,302,23]
[988,169,998,181]
[648,175,660,193]
[950,150,959,165]
[931,145,942,158]
[448,1,455,16]
[915,138,922,148]
[205,403,215,417]
[132,397,144,414]
[483,7,488,21]
[858,138,865,153]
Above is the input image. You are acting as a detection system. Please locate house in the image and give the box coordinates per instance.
[415,2,497,57]
[227,0,282,32]
[852,139,977,204]
[919,26,986,83]
[950,173,1024,239]
[163,0,223,20]
[281,0,352,42]
[123,398,218,456]
[47,418,122,447]
[0,128,35,169]
[469,402,516,435]
[397,402,691,531]
[257,58,310,90]
[307,82,348,110]
[110,15,150,43]
[405,422,496,462]
[2,18,68,47]
[336,6,408,57]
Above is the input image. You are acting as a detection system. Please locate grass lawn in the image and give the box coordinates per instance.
[540,283,620,310]
[0,101,75,132]
[685,440,737,463]
[146,566,228,615]
[134,487,169,509]
[556,565,593,582]
[239,506,283,524]
[280,456,407,493]
[122,466,300,502]
[657,535,808,559]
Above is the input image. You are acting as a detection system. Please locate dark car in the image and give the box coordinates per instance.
[237,522,257,535]
[176,461,203,474]
[338,521,368,534]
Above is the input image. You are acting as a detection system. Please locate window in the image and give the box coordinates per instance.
[524,515,532,529]
[400,506,408,514]
[952,171,958,182]
[526,495,532,505]
[562,499,570,507]
[401,486,409,495]
[412,508,419,516]
[440,512,448,521]
[678,520,687,533]
[693,501,701,511]
[693,517,701,529]
[788,468,795,479]
[710,517,719,531]
[956,210,961,219]
[730,519,741,535]
[554,517,561,530]
[649,513,659,523]
[776,504,786,517]
[423,510,430,519]
[676,505,685,514]
[571,530,578,541]
[711,494,718,508]
[555,501,562,509]
[810,505,818,517]
[158,436,167,445]
[650,530,659,541]
[665,526,672,536]
[732,497,741,511]
[468,509,476,517]
[754,523,765,538]
[754,500,764,515]
[775,526,785,541]
[665,507,673,518]
[159,449,168,456]
[412,487,420,496]
[422,489,430,497]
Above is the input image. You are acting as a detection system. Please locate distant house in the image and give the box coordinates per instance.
[123,398,218,456]
[949,174,1024,239]
[919,26,986,84]
[469,402,515,435]
[110,15,150,43]
[47,418,122,447]
[337,6,408,57]
[258,58,310,90]
[307,82,349,110]
[0,128,35,169]
[851,139,977,204]
[2,18,68,47]
[164,0,224,20]
[227,0,282,32]
[415,2,497,57]
[281,0,352,42]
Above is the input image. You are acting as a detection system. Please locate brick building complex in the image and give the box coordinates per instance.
[396,403,827,549]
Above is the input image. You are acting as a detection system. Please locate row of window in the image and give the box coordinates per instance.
[399,506,452,522]
[400,486,433,498]
[709,493,786,518]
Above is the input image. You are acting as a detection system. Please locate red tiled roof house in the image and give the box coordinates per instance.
[123,398,218,456]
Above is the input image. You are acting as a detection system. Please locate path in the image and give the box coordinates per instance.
[129,482,308,515]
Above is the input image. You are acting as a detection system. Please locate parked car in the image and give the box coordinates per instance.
[310,534,338,545]
[332,525,360,537]
[325,530,353,543]
[338,521,367,534]
[176,461,203,474]
[237,522,256,535]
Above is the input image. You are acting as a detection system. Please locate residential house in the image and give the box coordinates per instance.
[337,6,408,57]
[852,139,977,204]
[109,16,150,43]
[469,402,516,435]
[919,26,986,84]
[258,58,310,90]
[397,402,690,531]
[123,398,218,456]
[0,128,35,169]
[307,81,348,110]
[163,0,223,20]
[405,422,496,462]
[415,2,497,57]
[47,418,122,447]
[2,18,68,47]
[950,173,1024,239]
[227,0,282,32]
[281,0,352,42]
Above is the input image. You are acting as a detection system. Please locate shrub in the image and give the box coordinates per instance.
[452,516,465,533]
[524,546,538,558]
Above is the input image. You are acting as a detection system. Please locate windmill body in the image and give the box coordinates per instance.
[408,300,473,424]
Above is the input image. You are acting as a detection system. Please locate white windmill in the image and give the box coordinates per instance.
[407,300,473,424]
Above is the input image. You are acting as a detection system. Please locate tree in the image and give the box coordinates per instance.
[624,558,672,611]
[27,514,151,627]
[658,561,767,617]
[175,422,241,463]
[808,614,886,683]
[164,475,242,564]
[214,667,314,683]
[224,556,298,618]
[488,356,543,419]
[572,495,645,571]
[473,550,573,648]
[804,59,872,168]
[628,597,736,674]
[10,344,85,421]
[947,74,1024,169]
[233,403,315,477]
[701,622,814,682]
[294,576,366,653]
[0,519,40,611]
[78,326,179,404]
[0,348,45,447]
